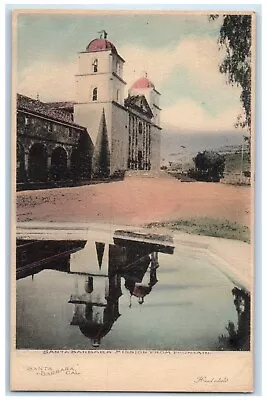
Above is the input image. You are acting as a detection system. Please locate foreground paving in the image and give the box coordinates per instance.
[16,177,251,226]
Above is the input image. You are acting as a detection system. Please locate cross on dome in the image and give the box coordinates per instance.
[86,31,117,54]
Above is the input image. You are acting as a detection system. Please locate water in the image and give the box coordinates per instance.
[16,231,250,350]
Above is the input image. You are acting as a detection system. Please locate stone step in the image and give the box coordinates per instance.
[124,170,173,179]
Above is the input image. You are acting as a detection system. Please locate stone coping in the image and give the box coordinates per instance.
[16,221,252,293]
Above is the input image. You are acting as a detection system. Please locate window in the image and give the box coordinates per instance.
[138,121,143,134]
[93,59,98,73]
[25,116,29,125]
[92,87,98,101]
[53,124,57,132]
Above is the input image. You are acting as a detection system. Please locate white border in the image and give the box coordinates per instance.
[3,2,264,399]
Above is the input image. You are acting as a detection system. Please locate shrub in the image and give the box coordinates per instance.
[189,151,225,182]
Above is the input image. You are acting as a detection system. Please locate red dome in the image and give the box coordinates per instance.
[86,38,117,54]
[131,76,155,90]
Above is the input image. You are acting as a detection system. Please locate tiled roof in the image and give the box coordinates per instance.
[86,38,117,54]
[45,101,75,110]
[131,76,155,90]
[17,94,84,129]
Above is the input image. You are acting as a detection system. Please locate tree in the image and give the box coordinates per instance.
[92,109,110,178]
[188,151,225,182]
[210,14,252,158]
[210,14,252,130]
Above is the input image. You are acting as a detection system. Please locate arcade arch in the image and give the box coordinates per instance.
[28,143,48,182]
[50,146,68,181]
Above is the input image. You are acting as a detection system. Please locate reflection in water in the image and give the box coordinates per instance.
[69,250,123,348]
[68,242,160,347]
[124,253,159,306]
[16,239,87,280]
[16,232,250,350]
[219,287,251,351]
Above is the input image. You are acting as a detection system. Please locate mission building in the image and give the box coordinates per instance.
[17,31,162,184]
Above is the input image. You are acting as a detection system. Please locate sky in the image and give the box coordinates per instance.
[16,11,244,135]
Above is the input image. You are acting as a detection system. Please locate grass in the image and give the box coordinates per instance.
[146,217,250,243]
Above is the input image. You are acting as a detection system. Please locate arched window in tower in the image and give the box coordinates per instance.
[138,121,143,134]
[116,89,120,102]
[92,87,98,101]
[93,59,98,73]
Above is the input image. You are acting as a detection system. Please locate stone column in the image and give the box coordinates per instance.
[146,124,149,170]
[47,155,52,181]
[135,117,138,169]
[132,117,134,169]
[47,155,52,169]
[66,148,72,180]
[133,117,136,169]
[148,125,151,170]
[24,151,29,181]
[24,152,29,174]
[145,124,148,170]
[142,124,145,170]
[67,155,71,169]
[143,123,146,170]
[129,116,133,169]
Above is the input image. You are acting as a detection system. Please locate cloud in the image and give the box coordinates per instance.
[120,36,228,91]
[17,59,77,102]
[18,36,231,100]
[17,36,243,132]
[161,99,244,133]
[120,37,243,132]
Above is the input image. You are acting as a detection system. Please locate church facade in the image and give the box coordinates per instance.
[16,32,162,184]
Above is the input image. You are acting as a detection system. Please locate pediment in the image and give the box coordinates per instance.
[125,95,154,119]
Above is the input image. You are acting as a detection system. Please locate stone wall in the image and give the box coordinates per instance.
[16,110,92,183]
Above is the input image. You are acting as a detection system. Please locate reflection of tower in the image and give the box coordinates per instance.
[69,243,123,348]
[123,252,159,306]
[69,273,122,347]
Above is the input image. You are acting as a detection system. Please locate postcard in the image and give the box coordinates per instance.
[11,9,255,392]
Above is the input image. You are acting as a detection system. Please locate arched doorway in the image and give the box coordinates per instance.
[16,141,26,182]
[50,146,68,181]
[28,143,48,182]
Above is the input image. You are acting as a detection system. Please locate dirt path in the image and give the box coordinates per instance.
[16,177,251,226]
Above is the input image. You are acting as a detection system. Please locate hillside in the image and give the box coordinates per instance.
[161,129,250,173]
[160,130,246,165]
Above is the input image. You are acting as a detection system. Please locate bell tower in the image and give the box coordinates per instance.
[74,31,126,146]
[129,73,161,127]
